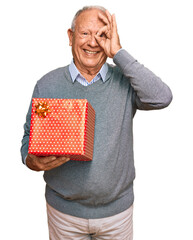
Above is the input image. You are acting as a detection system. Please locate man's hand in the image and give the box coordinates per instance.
[95,10,122,58]
[26,154,70,171]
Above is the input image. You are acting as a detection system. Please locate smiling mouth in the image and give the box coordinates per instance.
[84,50,99,54]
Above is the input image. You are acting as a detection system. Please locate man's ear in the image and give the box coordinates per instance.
[67,29,73,46]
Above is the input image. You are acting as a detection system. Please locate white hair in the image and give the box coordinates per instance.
[71,5,107,31]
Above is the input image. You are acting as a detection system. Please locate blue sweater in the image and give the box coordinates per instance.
[21,49,172,219]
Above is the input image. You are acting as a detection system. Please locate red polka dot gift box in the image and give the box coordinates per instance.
[28,98,95,161]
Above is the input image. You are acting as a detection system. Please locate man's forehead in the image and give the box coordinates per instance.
[75,9,106,29]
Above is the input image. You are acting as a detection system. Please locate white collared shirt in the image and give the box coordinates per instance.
[68,61,108,86]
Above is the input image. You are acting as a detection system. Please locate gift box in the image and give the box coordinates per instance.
[28,98,95,161]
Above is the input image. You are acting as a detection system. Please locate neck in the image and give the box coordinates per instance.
[74,63,105,82]
[79,67,101,82]
[81,71,99,82]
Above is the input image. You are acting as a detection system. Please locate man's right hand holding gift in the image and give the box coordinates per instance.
[26,154,70,171]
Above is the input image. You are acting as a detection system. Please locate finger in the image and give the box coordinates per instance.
[98,12,110,26]
[44,156,70,171]
[46,156,70,165]
[112,14,118,32]
[28,154,56,165]
[38,155,57,164]
[105,10,112,25]
[56,156,70,162]
[38,155,68,165]
[97,25,110,38]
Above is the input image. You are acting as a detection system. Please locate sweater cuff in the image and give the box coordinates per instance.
[24,155,28,166]
[113,49,136,71]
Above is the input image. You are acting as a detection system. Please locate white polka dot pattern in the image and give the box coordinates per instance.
[28,98,95,161]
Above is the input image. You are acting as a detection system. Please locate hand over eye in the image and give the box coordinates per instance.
[95,10,122,58]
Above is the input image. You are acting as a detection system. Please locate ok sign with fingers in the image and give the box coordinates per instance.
[95,10,122,58]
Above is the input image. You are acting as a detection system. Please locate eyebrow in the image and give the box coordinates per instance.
[77,25,102,34]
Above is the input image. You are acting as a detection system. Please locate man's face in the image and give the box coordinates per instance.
[68,9,107,73]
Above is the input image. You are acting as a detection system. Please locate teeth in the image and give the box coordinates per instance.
[85,50,97,54]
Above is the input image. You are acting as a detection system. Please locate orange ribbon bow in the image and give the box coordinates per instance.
[35,101,51,118]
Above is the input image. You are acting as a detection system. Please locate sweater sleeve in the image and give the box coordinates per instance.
[113,49,173,110]
[20,83,40,164]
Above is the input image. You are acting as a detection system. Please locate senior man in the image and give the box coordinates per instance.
[21,5,172,240]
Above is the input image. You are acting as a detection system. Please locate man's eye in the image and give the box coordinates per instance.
[100,33,106,38]
[83,32,88,35]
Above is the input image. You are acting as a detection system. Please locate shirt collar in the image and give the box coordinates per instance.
[69,60,108,83]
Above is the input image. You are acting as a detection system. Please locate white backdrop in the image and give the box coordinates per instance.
[1,0,193,239]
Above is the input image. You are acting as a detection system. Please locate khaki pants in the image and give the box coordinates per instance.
[47,203,133,240]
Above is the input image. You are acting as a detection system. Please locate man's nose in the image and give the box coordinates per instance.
[88,35,99,47]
